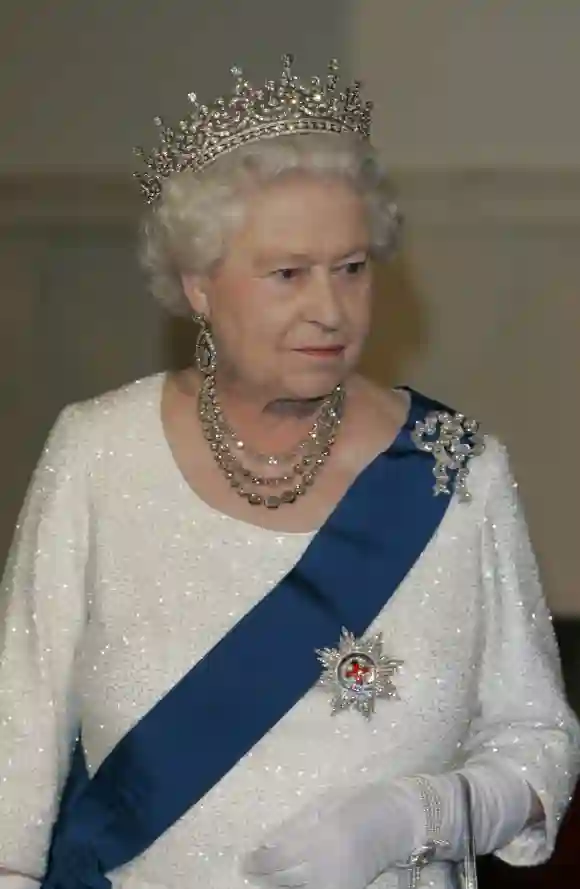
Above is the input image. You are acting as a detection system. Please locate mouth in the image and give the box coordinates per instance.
[294,346,346,358]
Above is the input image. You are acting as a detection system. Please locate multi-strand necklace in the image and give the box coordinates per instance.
[198,373,346,509]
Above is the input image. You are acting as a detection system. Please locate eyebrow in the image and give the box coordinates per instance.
[253,247,370,268]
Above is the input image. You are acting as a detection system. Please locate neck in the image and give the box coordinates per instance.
[212,372,336,455]
[262,395,327,419]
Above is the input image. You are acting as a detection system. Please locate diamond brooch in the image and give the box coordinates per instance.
[411,411,485,501]
[316,628,403,720]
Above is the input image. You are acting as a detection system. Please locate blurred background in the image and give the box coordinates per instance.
[1,1,579,882]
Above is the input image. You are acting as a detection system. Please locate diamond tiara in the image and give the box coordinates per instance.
[134,54,373,204]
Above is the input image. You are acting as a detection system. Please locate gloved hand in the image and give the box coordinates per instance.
[243,778,423,889]
[242,760,533,889]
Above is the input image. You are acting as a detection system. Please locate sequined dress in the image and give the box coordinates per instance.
[0,374,578,889]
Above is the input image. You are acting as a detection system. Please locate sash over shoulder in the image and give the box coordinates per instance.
[42,390,474,889]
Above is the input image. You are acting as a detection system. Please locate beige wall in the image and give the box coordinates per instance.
[2,1,580,171]
[0,1,350,172]
[1,3,579,614]
[351,0,580,168]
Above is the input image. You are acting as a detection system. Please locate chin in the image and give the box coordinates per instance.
[283,368,350,401]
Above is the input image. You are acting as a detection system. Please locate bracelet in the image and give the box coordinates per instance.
[394,776,450,889]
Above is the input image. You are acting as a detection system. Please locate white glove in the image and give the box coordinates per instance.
[243,760,533,889]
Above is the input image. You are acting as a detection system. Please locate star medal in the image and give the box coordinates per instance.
[316,628,403,720]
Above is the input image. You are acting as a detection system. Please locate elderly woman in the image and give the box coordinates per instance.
[0,56,578,889]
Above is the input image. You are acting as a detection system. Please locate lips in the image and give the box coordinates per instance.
[295,346,345,357]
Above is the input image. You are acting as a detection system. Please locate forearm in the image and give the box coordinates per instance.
[415,760,534,861]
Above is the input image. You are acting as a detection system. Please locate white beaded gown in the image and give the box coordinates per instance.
[0,373,578,889]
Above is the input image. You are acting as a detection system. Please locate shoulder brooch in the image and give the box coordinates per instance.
[411,411,485,501]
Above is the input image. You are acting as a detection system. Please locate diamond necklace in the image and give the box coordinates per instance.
[198,373,346,509]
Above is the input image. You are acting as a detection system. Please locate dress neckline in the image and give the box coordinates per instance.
[151,372,415,538]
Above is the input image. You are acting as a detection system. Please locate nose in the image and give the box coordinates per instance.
[305,268,343,330]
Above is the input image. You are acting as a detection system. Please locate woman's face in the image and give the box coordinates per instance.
[183,173,373,402]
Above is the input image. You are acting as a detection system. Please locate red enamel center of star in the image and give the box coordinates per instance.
[346,659,371,686]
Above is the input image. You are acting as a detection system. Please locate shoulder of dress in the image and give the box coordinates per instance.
[59,372,164,432]
[469,433,510,482]
[42,373,164,473]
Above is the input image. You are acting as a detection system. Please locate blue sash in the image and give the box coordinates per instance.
[42,390,453,889]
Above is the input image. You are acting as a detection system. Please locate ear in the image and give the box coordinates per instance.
[181,274,210,317]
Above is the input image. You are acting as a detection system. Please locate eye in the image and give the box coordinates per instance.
[332,256,369,277]
[342,259,368,276]
[273,267,304,281]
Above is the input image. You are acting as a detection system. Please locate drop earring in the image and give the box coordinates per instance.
[192,311,217,376]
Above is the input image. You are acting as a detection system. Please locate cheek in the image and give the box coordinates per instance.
[211,283,255,336]
[345,280,373,332]
[211,289,288,363]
